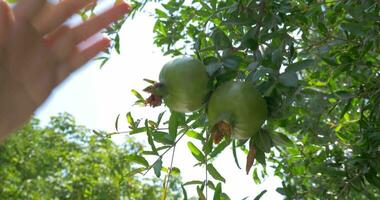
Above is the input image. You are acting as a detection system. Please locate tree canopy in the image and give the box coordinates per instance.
[0,113,183,199]
[113,0,380,199]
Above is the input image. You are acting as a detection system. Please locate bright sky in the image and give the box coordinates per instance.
[36,2,283,199]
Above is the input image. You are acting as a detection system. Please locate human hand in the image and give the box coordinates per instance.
[0,0,131,140]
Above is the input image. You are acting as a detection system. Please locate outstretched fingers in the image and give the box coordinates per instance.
[50,2,131,63]
[34,0,94,35]
[71,2,131,43]
[56,37,110,83]
[69,37,110,69]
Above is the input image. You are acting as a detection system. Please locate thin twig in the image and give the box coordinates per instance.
[163,144,177,200]
[205,130,210,200]
[337,173,362,199]
[106,128,170,136]
[143,131,187,176]
[205,155,208,200]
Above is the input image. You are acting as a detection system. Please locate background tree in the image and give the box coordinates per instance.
[0,113,183,199]
[110,0,380,199]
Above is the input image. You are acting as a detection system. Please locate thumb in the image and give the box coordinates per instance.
[0,0,12,46]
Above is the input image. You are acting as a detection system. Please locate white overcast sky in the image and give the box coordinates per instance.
[36,2,283,199]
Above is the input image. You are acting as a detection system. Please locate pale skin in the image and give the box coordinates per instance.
[0,0,131,141]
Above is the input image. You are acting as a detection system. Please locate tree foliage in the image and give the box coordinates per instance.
[0,113,183,199]
[115,0,380,199]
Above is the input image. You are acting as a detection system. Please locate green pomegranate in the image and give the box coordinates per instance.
[144,57,210,113]
[207,81,268,143]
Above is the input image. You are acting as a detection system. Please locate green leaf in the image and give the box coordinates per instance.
[131,89,145,102]
[99,57,109,68]
[115,34,120,54]
[183,180,204,186]
[318,166,345,177]
[236,139,248,147]
[153,132,174,145]
[271,48,283,68]
[155,9,168,18]
[187,142,205,162]
[279,72,298,87]
[203,137,213,155]
[207,63,223,77]
[210,140,229,158]
[142,151,158,156]
[169,112,179,140]
[157,111,166,126]
[253,190,267,200]
[203,56,219,65]
[170,167,181,175]
[222,193,231,200]
[248,67,274,83]
[276,187,285,195]
[156,145,171,151]
[255,148,266,166]
[126,112,134,128]
[368,132,380,141]
[92,130,102,136]
[255,129,272,153]
[222,55,242,70]
[271,132,293,147]
[207,164,226,183]
[143,78,157,84]
[341,22,366,36]
[129,127,146,135]
[213,183,222,200]
[321,56,339,66]
[186,130,204,140]
[127,154,149,168]
[286,59,315,72]
[115,114,120,131]
[181,185,188,200]
[340,99,352,120]
[216,69,238,82]
[126,167,146,177]
[145,120,157,153]
[244,36,259,51]
[153,158,163,177]
[212,28,231,50]
[207,180,215,190]
[365,174,380,190]
[252,169,261,184]
[232,140,241,169]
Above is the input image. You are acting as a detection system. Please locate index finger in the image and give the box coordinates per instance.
[34,0,95,34]
[48,1,131,64]
[70,1,131,43]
